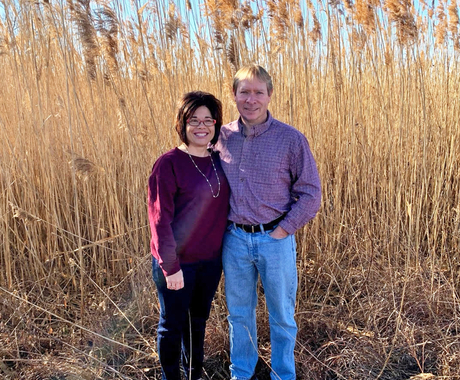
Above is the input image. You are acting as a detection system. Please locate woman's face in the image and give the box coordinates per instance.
[186,106,215,150]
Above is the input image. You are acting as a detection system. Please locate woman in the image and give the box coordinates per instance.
[148,91,230,380]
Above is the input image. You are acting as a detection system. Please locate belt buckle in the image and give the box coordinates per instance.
[251,225,255,233]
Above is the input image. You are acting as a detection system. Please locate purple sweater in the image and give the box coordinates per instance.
[215,112,321,235]
[148,148,230,276]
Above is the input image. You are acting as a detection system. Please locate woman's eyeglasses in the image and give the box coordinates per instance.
[187,118,216,127]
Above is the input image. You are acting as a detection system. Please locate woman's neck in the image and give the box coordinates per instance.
[179,144,209,157]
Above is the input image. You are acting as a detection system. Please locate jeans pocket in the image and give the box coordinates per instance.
[266,231,290,241]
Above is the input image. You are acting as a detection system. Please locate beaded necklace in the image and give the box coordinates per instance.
[185,148,221,198]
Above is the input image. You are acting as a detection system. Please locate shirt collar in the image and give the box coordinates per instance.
[238,111,273,137]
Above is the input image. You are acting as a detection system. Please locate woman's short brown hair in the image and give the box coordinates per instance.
[175,91,223,146]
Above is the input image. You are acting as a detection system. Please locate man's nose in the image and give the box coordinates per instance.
[245,93,255,102]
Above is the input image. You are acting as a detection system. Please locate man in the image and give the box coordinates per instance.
[215,64,321,380]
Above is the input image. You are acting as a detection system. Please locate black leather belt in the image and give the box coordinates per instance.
[232,214,285,233]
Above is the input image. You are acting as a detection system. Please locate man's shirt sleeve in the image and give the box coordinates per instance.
[278,135,321,234]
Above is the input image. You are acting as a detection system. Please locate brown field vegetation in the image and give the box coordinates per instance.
[1,0,460,379]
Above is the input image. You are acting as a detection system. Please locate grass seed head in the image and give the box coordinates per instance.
[227,35,239,71]
[69,155,99,180]
[95,4,120,73]
[435,4,448,45]
[448,1,459,35]
[70,0,100,79]
[9,203,41,224]
[356,0,376,33]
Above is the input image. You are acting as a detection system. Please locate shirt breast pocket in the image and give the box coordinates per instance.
[252,158,284,184]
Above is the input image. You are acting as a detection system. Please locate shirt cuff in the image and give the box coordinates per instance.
[161,261,181,277]
[278,219,296,235]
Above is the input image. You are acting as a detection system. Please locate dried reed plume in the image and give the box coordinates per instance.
[227,34,239,71]
[95,4,119,74]
[356,0,376,33]
[203,0,229,46]
[310,16,322,44]
[306,0,322,44]
[165,3,180,42]
[68,154,100,180]
[386,0,418,44]
[343,0,355,14]
[448,0,459,48]
[435,2,448,45]
[239,2,259,30]
[225,0,238,9]
[9,203,41,224]
[295,8,304,29]
[267,0,289,42]
[69,0,100,80]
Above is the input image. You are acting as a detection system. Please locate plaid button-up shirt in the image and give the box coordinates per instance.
[215,112,321,235]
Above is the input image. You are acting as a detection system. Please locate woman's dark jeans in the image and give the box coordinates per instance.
[152,256,222,380]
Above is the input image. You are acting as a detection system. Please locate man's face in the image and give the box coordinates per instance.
[234,77,271,128]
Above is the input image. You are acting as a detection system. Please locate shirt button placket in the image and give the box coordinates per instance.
[239,137,250,192]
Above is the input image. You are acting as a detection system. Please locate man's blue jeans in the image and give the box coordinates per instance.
[152,256,222,380]
[223,223,298,380]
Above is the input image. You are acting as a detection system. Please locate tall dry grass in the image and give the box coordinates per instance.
[1,0,460,379]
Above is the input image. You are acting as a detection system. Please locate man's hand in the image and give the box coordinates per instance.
[269,226,289,240]
[166,270,184,290]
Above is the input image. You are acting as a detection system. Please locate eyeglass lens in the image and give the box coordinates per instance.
[188,118,215,126]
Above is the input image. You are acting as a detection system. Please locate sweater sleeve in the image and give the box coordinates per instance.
[148,156,181,276]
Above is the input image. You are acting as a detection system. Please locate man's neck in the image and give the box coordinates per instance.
[242,123,252,137]
[240,114,269,136]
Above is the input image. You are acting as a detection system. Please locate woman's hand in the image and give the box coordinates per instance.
[166,270,184,290]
